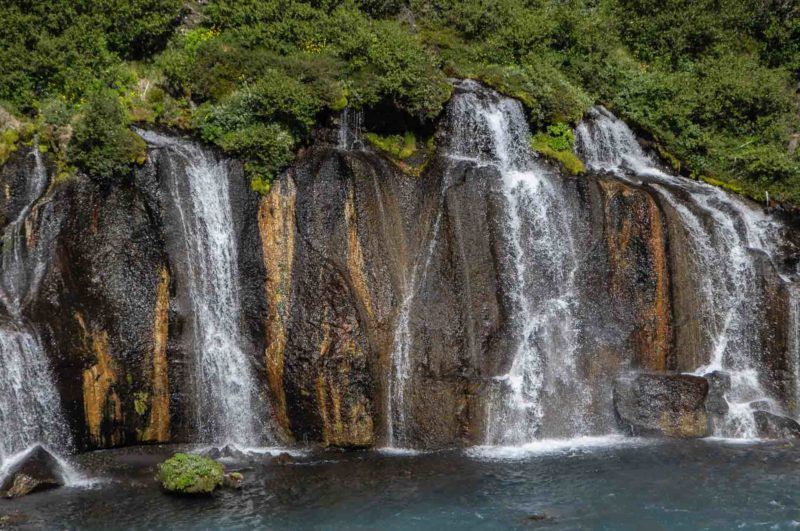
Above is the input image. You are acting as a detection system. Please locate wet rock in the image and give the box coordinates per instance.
[704,371,731,419]
[525,513,550,522]
[271,452,295,465]
[0,446,64,498]
[613,372,709,437]
[223,472,243,489]
[202,445,250,462]
[753,411,800,439]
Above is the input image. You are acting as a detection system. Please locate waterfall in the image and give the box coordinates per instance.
[576,106,792,438]
[386,209,443,448]
[0,146,71,463]
[446,81,588,445]
[338,108,364,151]
[137,130,270,446]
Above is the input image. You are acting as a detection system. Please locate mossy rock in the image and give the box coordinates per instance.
[530,136,584,176]
[157,453,225,494]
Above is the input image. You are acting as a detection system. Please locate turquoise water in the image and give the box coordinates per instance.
[3,438,800,530]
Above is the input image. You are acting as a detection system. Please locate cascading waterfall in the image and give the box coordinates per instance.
[575,106,792,437]
[0,147,71,464]
[447,81,589,445]
[138,130,270,446]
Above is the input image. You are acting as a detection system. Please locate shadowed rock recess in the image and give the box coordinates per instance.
[3,82,800,452]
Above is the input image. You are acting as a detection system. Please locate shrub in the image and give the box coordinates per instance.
[364,131,417,159]
[68,90,146,181]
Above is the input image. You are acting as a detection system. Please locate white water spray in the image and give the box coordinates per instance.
[444,81,588,445]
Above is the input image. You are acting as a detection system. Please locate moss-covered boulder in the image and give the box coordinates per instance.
[156,453,225,494]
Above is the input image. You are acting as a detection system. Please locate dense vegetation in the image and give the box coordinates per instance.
[0,0,798,201]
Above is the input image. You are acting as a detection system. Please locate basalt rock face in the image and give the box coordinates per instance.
[0,147,42,231]
[259,145,679,447]
[24,137,267,451]
[5,86,800,453]
[30,172,172,450]
[613,372,710,438]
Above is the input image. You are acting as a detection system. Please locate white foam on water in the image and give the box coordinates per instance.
[467,435,652,460]
[377,447,425,456]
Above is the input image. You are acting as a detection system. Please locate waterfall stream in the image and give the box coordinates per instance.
[0,147,71,464]
[575,106,795,437]
[447,81,589,445]
[138,130,270,447]
[338,108,365,151]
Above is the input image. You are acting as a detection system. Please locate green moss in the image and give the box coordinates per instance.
[700,176,744,195]
[0,128,20,165]
[157,453,225,494]
[133,391,149,416]
[531,123,584,175]
[655,144,681,173]
[364,131,416,160]
[251,175,272,195]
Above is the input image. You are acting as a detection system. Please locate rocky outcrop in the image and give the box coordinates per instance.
[613,372,710,437]
[0,446,64,498]
[3,84,799,452]
[753,410,800,439]
[30,173,173,451]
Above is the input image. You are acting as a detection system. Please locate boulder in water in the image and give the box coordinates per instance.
[157,453,225,495]
[0,445,65,498]
[613,372,709,437]
[752,411,800,439]
[202,444,250,462]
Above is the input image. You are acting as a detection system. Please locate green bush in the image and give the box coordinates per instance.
[157,453,224,494]
[1,0,798,204]
[68,90,146,181]
[364,131,417,159]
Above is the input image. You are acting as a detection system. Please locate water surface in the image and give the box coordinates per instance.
[3,440,800,530]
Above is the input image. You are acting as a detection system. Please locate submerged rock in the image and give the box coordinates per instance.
[271,452,295,465]
[0,511,28,526]
[0,445,65,498]
[752,411,800,439]
[223,472,243,489]
[613,372,709,437]
[157,453,224,495]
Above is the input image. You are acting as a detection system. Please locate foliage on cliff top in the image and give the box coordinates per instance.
[157,453,224,494]
[0,0,798,203]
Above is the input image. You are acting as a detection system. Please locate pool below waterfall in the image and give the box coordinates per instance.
[4,439,800,530]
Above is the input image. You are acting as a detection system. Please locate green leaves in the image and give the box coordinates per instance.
[68,89,145,181]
